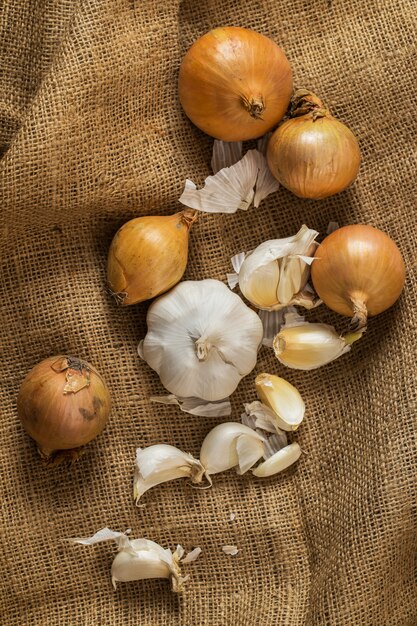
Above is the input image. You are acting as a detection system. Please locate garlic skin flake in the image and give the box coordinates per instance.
[199,422,265,476]
[222,545,239,556]
[140,280,263,401]
[134,445,205,503]
[149,394,231,418]
[252,442,301,477]
[179,149,279,214]
[67,528,200,592]
[273,312,350,370]
[230,225,320,311]
[255,373,305,431]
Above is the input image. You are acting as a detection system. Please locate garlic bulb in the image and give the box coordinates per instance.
[228,225,320,311]
[273,312,350,370]
[133,445,205,503]
[255,373,305,431]
[67,528,200,592]
[200,422,265,476]
[140,280,263,401]
[253,442,301,477]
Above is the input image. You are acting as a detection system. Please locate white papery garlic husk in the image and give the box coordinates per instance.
[67,528,201,592]
[228,225,320,311]
[273,312,351,370]
[139,280,263,401]
[149,394,231,418]
[179,148,279,214]
[199,422,265,476]
[254,373,305,431]
[133,445,206,503]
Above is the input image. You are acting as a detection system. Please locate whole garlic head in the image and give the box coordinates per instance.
[140,280,263,401]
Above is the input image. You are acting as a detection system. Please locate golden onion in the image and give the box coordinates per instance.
[311,224,406,329]
[107,210,197,305]
[178,26,293,141]
[267,90,361,199]
[17,356,111,464]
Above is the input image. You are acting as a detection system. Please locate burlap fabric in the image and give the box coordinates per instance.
[0,1,416,624]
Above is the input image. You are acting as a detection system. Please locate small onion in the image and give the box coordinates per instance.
[17,356,111,464]
[311,224,406,329]
[178,26,293,141]
[107,210,197,305]
[267,89,361,199]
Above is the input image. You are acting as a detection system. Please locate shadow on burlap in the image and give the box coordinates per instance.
[0,1,416,624]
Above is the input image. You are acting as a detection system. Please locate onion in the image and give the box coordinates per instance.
[107,210,197,305]
[267,90,361,199]
[311,225,406,329]
[178,26,293,141]
[17,356,111,464]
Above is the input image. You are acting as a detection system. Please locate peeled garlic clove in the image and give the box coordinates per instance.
[252,442,301,477]
[255,373,305,431]
[134,445,205,503]
[199,422,265,475]
[273,318,350,370]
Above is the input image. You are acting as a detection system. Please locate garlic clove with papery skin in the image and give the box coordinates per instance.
[133,445,205,503]
[229,225,320,311]
[67,528,200,592]
[273,312,350,370]
[255,373,305,431]
[199,422,265,476]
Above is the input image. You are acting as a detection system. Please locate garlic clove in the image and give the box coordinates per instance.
[255,373,305,431]
[134,445,205,503]
[235,433,267,475]
[67,528,200,593]
[252,442,301,477]
[199,422,265,475]
[111,542,173,587]
[235,225,319,311]
[274,322,350,370]
[239,259,280,309]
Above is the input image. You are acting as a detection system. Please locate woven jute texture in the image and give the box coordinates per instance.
[0,1,416,624]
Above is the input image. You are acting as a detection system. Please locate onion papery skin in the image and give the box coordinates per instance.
[178,26,293,141]
[107,210,196,305]
[311,225,406,326]
[17,356,111,463]
[267,113,361,199]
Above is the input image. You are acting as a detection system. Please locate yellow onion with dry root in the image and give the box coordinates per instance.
[178,26,293,141]
[107,210,197,305]
[267,90,361,199]
[311,224,406,330]
[17,356,111,464]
